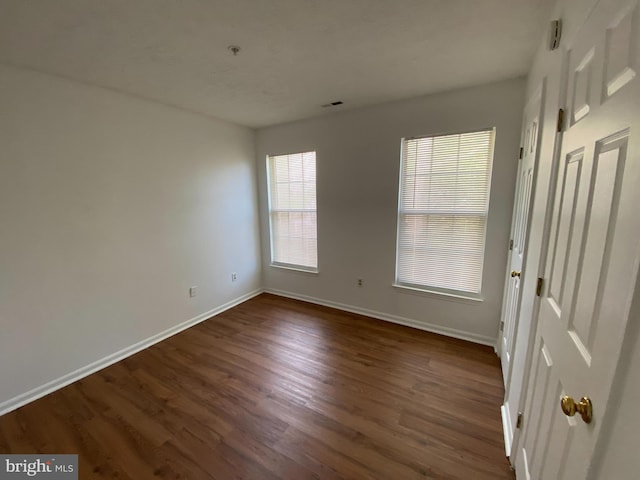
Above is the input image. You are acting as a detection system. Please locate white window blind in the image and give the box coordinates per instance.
[395,128,495,295]
[267,151,317,271]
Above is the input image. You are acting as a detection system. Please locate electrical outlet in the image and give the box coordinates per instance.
[189,286,197,297]
[357,278,363,287]
[231,273,237,282]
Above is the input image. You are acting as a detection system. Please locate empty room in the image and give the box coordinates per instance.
[1,0,639,479]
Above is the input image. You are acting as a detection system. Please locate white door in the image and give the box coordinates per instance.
[516,0,640,478]
[500,85,543,386]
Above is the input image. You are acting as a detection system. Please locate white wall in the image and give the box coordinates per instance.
[0,64,262,410]
[256,78,525,344]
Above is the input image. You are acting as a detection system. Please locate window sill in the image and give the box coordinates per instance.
[270,263,319,275]
[392,284,484,304]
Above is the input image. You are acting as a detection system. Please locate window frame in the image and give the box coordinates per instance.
[266,150,319,273]
[393,127,496,300]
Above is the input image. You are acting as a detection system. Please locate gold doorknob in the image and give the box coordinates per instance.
[560,396,593,424]
[511,270,521,278]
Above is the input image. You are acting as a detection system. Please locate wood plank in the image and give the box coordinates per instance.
[0,293,513,479]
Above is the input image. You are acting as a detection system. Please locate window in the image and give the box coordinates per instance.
[395,128,495,297]
[267,151,318,271]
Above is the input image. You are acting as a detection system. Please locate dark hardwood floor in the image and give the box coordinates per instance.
[0,293,513,479]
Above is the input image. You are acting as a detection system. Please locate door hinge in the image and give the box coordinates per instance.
[509,239,514,251]
[517,412,524,429]
[519,147,523,159]
[549,19,563,50]
[557,108,565,132]
[536,277,544,296]
[500,321,505,331]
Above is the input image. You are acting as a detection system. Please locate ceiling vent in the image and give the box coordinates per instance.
[321,101,344,108]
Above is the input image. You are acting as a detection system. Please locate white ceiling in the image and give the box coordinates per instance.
[0,0,554,128]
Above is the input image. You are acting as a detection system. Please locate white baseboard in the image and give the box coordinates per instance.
[521,449,531,480]
[501,403,513,457]
[1,287,499,416]
[264,288,496,346]
[0,289,263,417]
